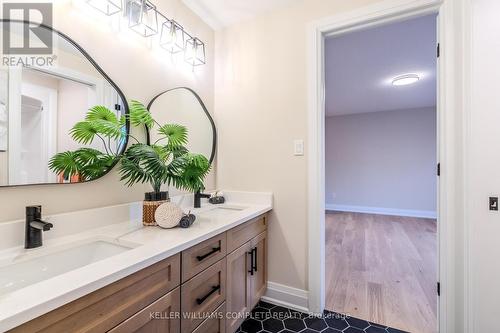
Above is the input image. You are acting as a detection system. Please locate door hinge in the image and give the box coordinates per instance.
[437,282,441,296]
[437,43,440,58]
[437,163,441,176]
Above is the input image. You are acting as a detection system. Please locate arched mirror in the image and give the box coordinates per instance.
[0,20,129,187]
[147,87,216,163]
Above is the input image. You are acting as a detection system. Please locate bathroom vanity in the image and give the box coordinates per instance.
[0,18,267,333]
[0,191,272,333]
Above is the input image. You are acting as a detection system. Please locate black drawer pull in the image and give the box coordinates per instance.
[253,247,258,272]
[248,250,254,275]
[196,246,221,261]
[196,285,220,305]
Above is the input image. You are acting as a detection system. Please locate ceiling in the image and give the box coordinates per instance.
[325,14,437,117]
[182,0,300,30]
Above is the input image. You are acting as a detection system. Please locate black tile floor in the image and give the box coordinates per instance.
[236,301,409,333]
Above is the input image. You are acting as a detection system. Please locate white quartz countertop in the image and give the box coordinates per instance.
[0,191,272,332]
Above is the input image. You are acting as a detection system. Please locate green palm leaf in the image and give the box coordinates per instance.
[49,148,116,181]
[169,145,189,158]
[119,143,164,189]
[74,148,115,180]
[129,100,154,129]
[157,124,188,147]
[70,121,98,144]
[171,153,211,192]
[85,105,119,123]
[119,156,152,186]
[91,119,123,140]
[48,151,80,179]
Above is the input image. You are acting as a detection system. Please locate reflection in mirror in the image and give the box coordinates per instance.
[0,21,128,186]
[147,88,216,163]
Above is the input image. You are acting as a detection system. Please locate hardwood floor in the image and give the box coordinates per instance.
[325,211,437,333]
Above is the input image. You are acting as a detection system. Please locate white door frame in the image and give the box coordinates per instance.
[307,0,459,332]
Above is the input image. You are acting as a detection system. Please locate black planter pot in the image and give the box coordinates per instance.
[144,191,169,201]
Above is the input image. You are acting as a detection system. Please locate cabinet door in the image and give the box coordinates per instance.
[250,232,267,309]
[226,241,252,333]
[108,287,180,333]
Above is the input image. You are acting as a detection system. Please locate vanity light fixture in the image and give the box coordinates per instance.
[392,74,420,86]
[82,0,206,67]
[185,37,206,67]
[127,0,158,37]
[160,18,185,54]
[86,0,122,16]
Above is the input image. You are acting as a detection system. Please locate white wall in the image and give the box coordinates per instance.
[0,0,215,222]
[468,0,500,331]
[215,0,385,292]
[325,108,437,217]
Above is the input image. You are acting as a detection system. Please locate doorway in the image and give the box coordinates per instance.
[306,1,453,332]
[324,14,438,333]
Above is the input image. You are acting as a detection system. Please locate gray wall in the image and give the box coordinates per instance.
[325,107,437,217]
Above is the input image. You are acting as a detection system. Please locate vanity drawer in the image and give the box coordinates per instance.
[227,214,267,253]
[108,287,180,333]
[192,302,226,333]
[9,254,181,333]
[181,259,226,333]
[182,233,226,282]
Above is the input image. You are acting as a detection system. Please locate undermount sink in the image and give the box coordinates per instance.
[197,206,246,219]
[0,239,138,296]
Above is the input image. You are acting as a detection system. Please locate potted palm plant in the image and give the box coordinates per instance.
[119,101,210,225]
[49,100,211,226]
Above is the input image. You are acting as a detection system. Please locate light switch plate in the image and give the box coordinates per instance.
[294,139,304,156]
[489,196,498,211]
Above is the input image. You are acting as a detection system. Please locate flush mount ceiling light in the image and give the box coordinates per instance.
[392,74,420,86]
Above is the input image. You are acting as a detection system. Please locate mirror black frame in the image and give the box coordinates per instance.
[0,19,130,187]
[146,87,217,164]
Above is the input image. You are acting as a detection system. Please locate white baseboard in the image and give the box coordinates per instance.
[325,204,437,219]
[262,282,309,313]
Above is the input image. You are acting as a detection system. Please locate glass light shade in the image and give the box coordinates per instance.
[86,0,122,16]
[127,0,158,37]
[160,19,185,54]
[392,74,420,86]
[185,37,205,66]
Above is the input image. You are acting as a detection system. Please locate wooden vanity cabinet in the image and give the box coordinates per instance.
[8,254,181,333]
[9,213,268,333]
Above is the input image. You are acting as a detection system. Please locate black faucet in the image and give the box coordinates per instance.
[194,190,211,208]
[25,205,53,249]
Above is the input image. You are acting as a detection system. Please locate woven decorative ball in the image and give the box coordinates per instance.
[154,202,184,229]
